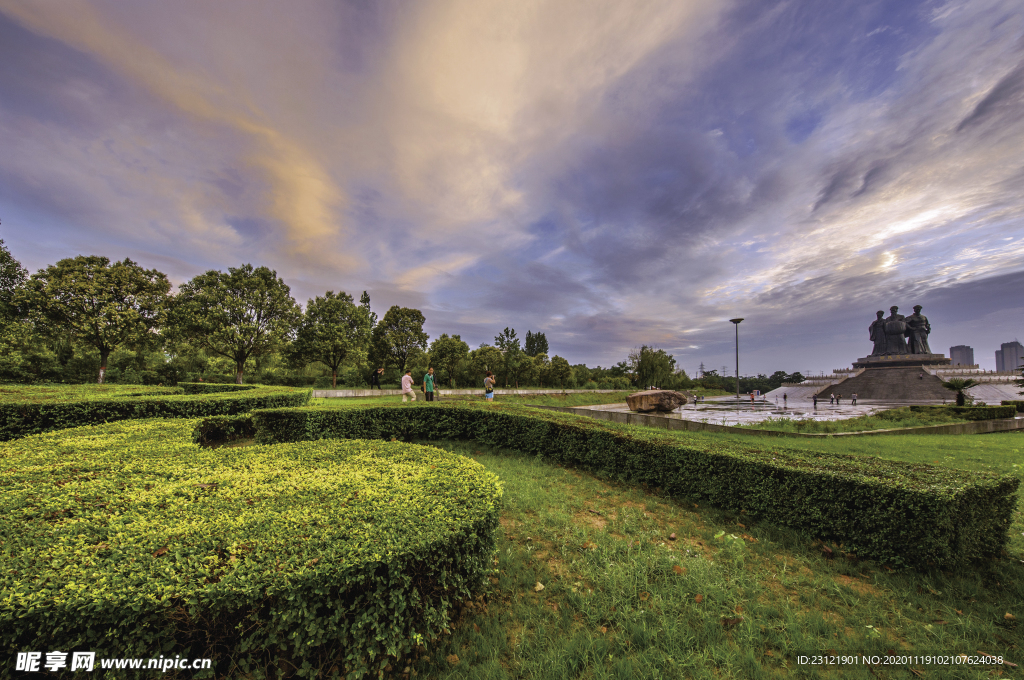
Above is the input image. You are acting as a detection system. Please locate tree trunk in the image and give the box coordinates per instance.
[956,392,965,406]
[98,349,110,384]
[332,369,337,388]
[236,362,245,385]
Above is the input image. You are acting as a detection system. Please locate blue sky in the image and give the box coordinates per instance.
[1,0,1022,374]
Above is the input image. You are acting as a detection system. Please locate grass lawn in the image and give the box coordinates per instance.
[392,431,1024,679]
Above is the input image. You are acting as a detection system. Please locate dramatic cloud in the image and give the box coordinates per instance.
[0,0,1020,372]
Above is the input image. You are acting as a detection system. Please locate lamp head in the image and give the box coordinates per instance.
[729,318,744,324]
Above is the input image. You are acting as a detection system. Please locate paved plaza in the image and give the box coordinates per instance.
[579,396,898,427]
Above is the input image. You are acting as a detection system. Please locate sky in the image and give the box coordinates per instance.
[0,0,1022,376]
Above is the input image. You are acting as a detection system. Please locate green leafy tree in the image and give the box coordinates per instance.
[28,256,170,383]
[529,353,550,386]
[359,291,377,328]
[288,291,371,388]
[940,377,980,406]
[470,345,504,384]
[0,239,28,323]
[166,264,300,384]
[628,345,676,388]
[429,333,470,388]
[547,355,572,387]
[494,327,528,387]
[369,305,428,371]
[524,330,549,357]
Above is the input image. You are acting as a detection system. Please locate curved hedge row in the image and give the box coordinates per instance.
[0,418,501,679]
[0,383,310,441]
[909,404,1017,420]
[247,402,1018,571]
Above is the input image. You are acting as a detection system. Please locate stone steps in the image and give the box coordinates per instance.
[812,367,954,401]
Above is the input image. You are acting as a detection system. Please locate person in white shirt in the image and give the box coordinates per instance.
[401,370,416,402]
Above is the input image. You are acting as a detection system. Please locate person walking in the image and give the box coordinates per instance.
[370,367,383,390]
[401,370,416,402]
[813,394,818,408]
[829,392,835,405]
[836,393,842,405]
[852,393,858,405]
[423,367,436,402]
[483,371,495,401]
[783,393,788,407]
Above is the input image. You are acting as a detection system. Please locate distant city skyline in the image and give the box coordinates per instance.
[1,1,1021,374]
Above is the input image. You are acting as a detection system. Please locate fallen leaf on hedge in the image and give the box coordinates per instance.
[741,534,757,542]
[695,594,704,603]
[669,533,677,540]
[153,547,168,557]
[765,650,774,657]
[600,626,607,634]
[672,565,685,575]
[736,522,746,529]
[534,582,545,592]
[1005,613,1016,620]
[956,609,963,615]
[639,592,650,601]
[446,654,459,665]
[722,617,743,626]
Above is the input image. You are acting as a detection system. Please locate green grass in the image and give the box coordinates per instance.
[735,407,972,434]
[395,436,1024,679]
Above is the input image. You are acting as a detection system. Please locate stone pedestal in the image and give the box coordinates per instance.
[626,390,690,413]
[852,354,951,369]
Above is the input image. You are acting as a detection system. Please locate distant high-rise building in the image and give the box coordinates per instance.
[997,341,1024,372]
[949,345,974,366]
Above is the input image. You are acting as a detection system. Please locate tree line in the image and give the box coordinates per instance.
[0,242,806,391]
[0,243,615,388]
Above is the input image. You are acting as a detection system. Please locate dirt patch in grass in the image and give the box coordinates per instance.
[835,573,884,597]
[574,509,608,531]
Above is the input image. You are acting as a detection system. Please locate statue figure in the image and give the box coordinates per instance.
[868,311,886,355]
[905,304,932,354]
[883,305,908,355]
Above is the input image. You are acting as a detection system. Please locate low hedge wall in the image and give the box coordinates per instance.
[0,384,310,441]
[248,403,1018,571]
[1001,400,1024,413]
[909,404,1016,420]
[0,419,501,679]
[179,382,260,394]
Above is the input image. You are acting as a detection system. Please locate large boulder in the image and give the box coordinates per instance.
[626,389,690,413]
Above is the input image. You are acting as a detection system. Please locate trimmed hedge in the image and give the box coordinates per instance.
[909,404,1017,420]
[0,384,310,441]
[178,382,259,394]
[0,419,501,679]
[1001,400,1024,413]
[248,403,1018,570]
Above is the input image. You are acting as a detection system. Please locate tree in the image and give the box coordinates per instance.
[547,355,571,387]
[628,345,676,388]
[524,330,549,357]
[359,291,377,328]
[470,345,504,384]
[28,256,170,383]
[0,239,28,323]
[941,377,980,407]
[369,306,428,371]
[430,333,470,388]
[494,327,527,387]
[288,291,371,388]
[166,264,299,384]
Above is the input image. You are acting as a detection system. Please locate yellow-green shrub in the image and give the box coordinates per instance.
[0,384,310,441]
[0,419,501,678]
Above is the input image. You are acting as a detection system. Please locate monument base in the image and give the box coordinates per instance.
[852,354,951,369]
[815,364,954,402]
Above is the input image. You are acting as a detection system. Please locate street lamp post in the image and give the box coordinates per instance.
[730,318,744,402]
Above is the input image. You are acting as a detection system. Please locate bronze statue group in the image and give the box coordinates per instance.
[869,305,932,356]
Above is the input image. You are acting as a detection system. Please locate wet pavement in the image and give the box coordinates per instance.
[579,397,895,427]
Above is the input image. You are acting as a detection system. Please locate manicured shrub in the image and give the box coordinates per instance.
[0,419,501,678]
[1001,400,1024,413]
[247,403,1018,571]
[0,384,310,440]
[909,405,1016,420]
